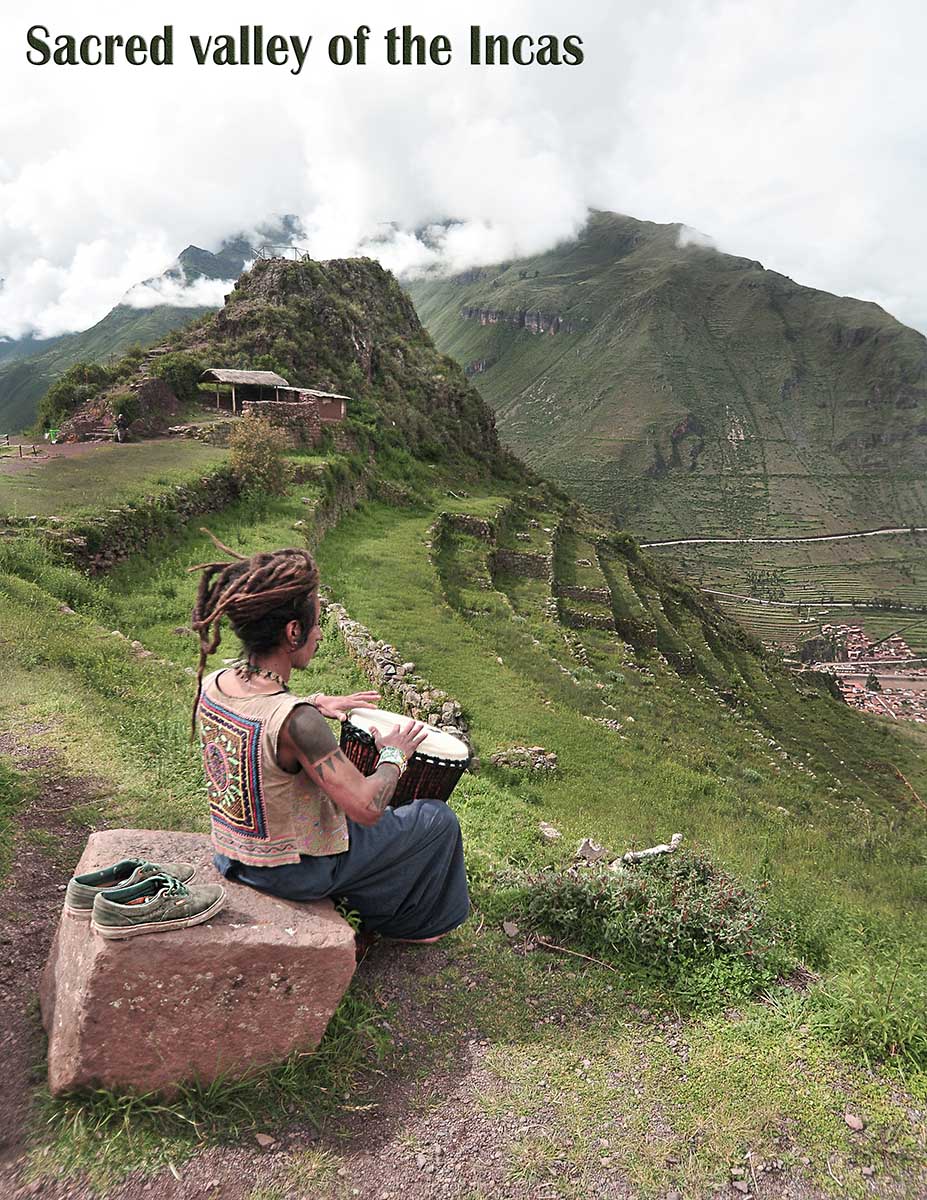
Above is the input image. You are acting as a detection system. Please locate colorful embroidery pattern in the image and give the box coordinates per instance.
[199,693,266,840]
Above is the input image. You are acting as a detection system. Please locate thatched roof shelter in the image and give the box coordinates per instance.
[201,369,289,387]
[200,369,290,412]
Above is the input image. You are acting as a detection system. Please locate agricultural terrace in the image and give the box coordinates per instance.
[0,444,924,1198]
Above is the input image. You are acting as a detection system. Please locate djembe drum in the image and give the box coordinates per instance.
[340,707,471,806]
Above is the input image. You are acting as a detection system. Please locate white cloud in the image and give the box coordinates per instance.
[1,0,926,337]
[122,274,238,310]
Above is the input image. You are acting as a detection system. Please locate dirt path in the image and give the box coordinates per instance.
[0,440,114,477]
[0,730,99,1187]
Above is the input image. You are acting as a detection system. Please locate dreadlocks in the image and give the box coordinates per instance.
[188,530,320,736]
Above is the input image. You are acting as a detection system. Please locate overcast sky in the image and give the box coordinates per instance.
[2,0,926,340]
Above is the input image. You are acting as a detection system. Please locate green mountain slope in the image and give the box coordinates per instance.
[2,251,926,1189]
[49,253,511,478]
[408,211,927,543]
[0,303,211,434]
[0,227,288,434]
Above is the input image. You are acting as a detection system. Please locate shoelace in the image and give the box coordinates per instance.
[155,875,190,900]
[133,859,157,875]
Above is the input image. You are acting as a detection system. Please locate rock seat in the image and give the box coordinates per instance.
[41,830,356,1096]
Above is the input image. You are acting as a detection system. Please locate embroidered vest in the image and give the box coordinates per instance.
[197,670,349,867]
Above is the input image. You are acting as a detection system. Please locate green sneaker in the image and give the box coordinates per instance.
[91,873,226,940]
[65,858,196,919]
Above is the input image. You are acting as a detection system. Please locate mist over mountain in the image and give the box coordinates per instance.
[408,211,927,542]
[0,218,303,433]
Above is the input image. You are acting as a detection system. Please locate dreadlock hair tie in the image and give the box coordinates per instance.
[188,529,320,738]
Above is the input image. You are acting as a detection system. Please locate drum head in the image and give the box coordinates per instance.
[346,706,469,762]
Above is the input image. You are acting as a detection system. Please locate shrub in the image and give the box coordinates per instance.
[35,361,112,430]
[516,849,792,1000]
[806,950,927,1068]
[229,414,292,496]
[150,352,204,405]
[109,390,140,426]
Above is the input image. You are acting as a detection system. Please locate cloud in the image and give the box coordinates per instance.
[122,274,238,310]
[1,0,926,338]
[676,226,716,252]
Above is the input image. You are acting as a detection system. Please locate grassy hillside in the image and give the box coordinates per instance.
[1,254,925,1196]
[1,446,925,1195]
[0,305,214,434]
[408,211,927,643]
[0,439,228,520]
[409,211,927,540]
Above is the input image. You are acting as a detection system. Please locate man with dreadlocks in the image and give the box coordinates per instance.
[190,536,470,944]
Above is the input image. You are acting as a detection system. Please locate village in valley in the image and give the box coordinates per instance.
[802,622,927,723]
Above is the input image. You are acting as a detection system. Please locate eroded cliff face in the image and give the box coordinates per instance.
[460,306,579,335]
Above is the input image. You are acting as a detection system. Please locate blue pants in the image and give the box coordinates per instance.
[214,799,470,940]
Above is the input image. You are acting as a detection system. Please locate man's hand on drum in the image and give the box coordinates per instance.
[312,691,381,721]
[373,719,430,760]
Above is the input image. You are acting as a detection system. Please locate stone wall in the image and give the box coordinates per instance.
[555,583,612,604]
[167,420,237,446]
[560,608,617,632]
[490,548,550,578]
[443,513,495,540]
[324,602,472,753]
[50,467,241,573]
[298,464,372,551]
[241,399,322,448]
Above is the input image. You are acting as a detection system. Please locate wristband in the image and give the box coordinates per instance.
[307,692,324,708]
[377,746,408,777]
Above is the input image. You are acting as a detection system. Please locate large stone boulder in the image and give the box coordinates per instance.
[41,830,356,1096]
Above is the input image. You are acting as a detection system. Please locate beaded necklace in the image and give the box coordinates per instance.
[233,659,290,691]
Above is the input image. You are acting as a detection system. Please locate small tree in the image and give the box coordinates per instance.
[35,362,111,430]
[229,413,291,496]
[865,671,882,693]
[150,352,204,406]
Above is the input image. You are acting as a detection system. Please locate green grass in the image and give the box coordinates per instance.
[1,473,926,1193]
[0,440,228,519]
[0,757,36,883]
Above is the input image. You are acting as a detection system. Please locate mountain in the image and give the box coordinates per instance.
[0,217,303,435]
[58,254,507,469]
[407,211,927,543]
[2,246,926,1188]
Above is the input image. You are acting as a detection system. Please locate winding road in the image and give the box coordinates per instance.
[642,525,927,549]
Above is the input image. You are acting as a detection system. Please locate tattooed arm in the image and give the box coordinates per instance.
[280,704,426,826]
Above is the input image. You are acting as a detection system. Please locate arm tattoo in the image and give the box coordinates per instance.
[369,765,399,813]
[288,704,339,771]
[312,748,350,779]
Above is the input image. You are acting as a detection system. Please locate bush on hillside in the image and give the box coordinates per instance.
[150,352,204,406]
[229,414,291,496]
[109,390,140,426]
[516,849,793,1004]
[110,345,147,382]
[35,362,112,430]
